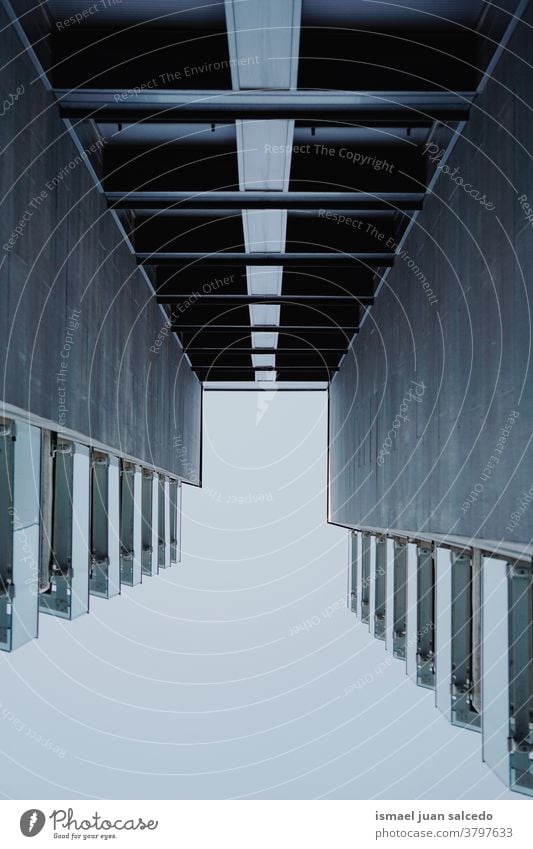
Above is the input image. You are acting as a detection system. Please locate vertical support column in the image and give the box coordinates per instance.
[349,531,358,614]
[133,465,143,578]
[0,418,41,651]
[169,480,181,565]
[91,452,120,598]
[70,443,91,618]
[451,550,481,730]
[374,536,387,640]
[393,539,407,660]
[157,476,164,569]
[40,440,90,620]
[151,472,159,577]
[355,532,362,619]
[40,430,53,595]
[1,418,18,649]
[120,461,142,587]
[481,555,511,789]
[360,533,371,625]
[507,560,533,795]
[141,470,155,577]
[368,535,377,636]
[416,544,436,689]
[164,478,171,569]
[406,542,418,682]
[107,456,121,596]
[471,549,482,719]
[385,538,395,652]
[157,475,169,569]
[90,451,108,596]
[479,555,533,796]
[434,546,452,719]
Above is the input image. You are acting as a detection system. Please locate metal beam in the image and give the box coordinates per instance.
[189,356,342,367]
[203,381,328,390]
[196,372,333,381]
[192,364,339,372]
[451,550,481,731]
[360,534,372,624]
[416,545,436,689]
[374,537,387,641]
[57,89,473,123]
[157,294,373,304]
[508,561,533,794]
[393,540,407,659]
[183,347,348,354]
[139,252,394,267]
[172,324,359,332]
[108,191,425,212]
[178,329,356,339]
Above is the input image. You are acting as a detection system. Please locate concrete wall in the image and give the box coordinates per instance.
[0,7,202,482]
[329,7,533,545]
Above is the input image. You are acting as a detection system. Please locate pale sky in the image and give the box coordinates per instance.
[0,391,519,799]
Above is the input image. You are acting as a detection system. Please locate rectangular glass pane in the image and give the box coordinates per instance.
[393,540,407,660]
[385,539,394,652]
[451,550,481,730]
[349,532,358,614]
[406,542,418,681]
[435,547,452,719]
[10,422,41,650]
[374,538,386,640]
[416,545,435,689]
[361,534,371,625]
[481,555,511,787]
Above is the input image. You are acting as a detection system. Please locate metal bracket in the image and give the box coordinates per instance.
[55,441,73,456]
[0,418,14,438]
[509,738,533,754]
[0,582,15,600]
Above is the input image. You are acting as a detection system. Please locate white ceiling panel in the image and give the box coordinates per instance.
[236,120,294,191]
[225,0,302,89]
[247,268,283,296]
[249,304,280,326]
[242,210,287,252]
[252,332,279,348]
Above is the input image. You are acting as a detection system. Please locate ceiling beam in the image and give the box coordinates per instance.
[157,294,372,304]
[138,252,394,267]
[203,382,328,389]
[183,347,348,354]
[108,191,425,212]
[172,324,359,332]
[189,356,342,367]
[197,371,334,381]
[195,364,339,371]
[156,270,376,293]
[57,89,473,123]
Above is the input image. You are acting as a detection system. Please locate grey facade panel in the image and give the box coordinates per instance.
[329,9,533,545]
[0,7,202,481]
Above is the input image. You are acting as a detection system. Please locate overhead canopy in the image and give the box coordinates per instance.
[40,0,513,385]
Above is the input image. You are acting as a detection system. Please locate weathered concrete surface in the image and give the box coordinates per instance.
[329,8,533,545]
[0,7,201,481]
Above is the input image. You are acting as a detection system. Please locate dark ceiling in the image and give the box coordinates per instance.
[14,0,521,384]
